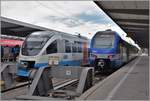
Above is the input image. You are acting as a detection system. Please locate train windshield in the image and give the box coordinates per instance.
[22,31,53,56]
[93,34,114,49]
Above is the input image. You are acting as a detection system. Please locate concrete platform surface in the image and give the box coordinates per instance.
[78,56,149,100]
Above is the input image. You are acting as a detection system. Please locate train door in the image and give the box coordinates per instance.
[126,45,130,61]
[38,39,58,65]
[119,43,123,60]
[122,46,127,62]
[71,41,78,65]
[116,43,123,67]
[62,39,72,65]
[57,39,64,53]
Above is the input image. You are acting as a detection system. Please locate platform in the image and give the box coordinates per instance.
[78,56,149,100]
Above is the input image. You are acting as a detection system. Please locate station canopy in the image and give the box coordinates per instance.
[94,1,149,48]
[1,16,52,37]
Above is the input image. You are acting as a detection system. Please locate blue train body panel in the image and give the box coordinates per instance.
[90,32,120,54]
[90,31,124,70]
[17,59,83,77]
[17,69,29,77]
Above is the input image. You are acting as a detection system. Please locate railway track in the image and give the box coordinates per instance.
[1,69,116,100]
[1,82,30,93]
[1,78,78,100]
[1,78,76,93]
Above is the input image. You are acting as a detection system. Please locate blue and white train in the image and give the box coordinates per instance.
[17,31,89,77]
[90,30,139,71]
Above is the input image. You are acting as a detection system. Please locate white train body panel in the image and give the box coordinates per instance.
[17,31,88,77]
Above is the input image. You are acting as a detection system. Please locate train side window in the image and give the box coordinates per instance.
[72,43,77,53]
[65,40,71,53]
[46,40,57,54]
[74,41,82,53]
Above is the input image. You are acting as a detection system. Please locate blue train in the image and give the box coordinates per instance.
[90,30,139,71]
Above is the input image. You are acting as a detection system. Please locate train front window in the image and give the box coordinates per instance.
[93,34,114,48]
[22,32,53,56]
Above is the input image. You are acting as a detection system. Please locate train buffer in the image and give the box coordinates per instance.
[16,66,94,100]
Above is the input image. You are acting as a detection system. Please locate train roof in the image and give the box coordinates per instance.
[29,30,88,40]
[94,30,139,49]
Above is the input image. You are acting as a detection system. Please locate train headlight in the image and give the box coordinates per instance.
[20,62,28,68]
[98,60,105,67]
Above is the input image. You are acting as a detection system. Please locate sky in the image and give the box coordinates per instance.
[1,1,140,49]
